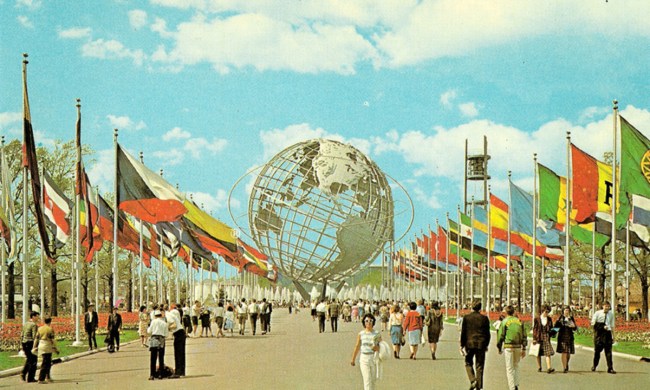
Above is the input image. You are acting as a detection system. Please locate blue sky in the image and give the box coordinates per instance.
[2,0,650,257]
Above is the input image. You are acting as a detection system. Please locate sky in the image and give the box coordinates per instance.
[2,0,650,263]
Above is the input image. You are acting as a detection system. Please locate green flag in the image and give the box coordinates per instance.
[618,116,650,229]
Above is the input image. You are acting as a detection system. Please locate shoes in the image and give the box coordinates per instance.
[394,351,398,359]
[538,367,542,372]
[608,369,616,374]
[547,368,555,374]
[148,377,155,381]
[409,353,414,359]
[432,352,436,360]
[469,380,477,389]
[169,375,180,379]
[563,367,568,373]
[591,366,596,372]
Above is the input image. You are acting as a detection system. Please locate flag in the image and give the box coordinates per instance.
[618,116,650,229]
[472,205,514,255]
[22,61,55,264]
[0,143,16,259]
[537,163,573,224]
[117,144,187,224]
[42,172,72,247]
[571,144,615,224]
[459,212,473,248]
[237,239,278,281]
[77,169,100,262]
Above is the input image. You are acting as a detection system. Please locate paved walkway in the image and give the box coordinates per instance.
[1,309,648,389]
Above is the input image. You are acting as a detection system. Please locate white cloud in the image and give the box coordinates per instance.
[151,13,378,74]
[440,90,456,109]
[58,27,91,39]
[81,38,146,66]
[259,123,332,160]
[183,137,228,158]
[0,112,21,128]
[459,102,479,118]
[86,149,114,193]
[188,189,239,213]
[106,114,146,131]
[162,127,191,141]
[578,105,610,124]
[152,148,184,165]
[411,184,442,210]
[17,15,33,28]
[16,0,41,11]
[128,9,148,30]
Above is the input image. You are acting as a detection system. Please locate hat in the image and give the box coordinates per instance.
[153,310,162,317]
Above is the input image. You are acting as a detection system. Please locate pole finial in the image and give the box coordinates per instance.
[22,53,28,64]
[159,169,163,177]
[613,99,618,110]
[139,151,143,163]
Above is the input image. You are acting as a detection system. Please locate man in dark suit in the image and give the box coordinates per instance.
[460,299,491,390]
[107,307,123,351]
[84,304,99,350]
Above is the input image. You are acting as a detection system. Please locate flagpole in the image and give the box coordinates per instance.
[564,131,572,306]
[71,101,83,346]
[591,223,596,317]
[113,129,119,308]
[625,220,630,321]
[39,166,44,315]
[445,214,450,318]
[0,136,5,324]
[611,99,618,328]
[435,221,440,301]
[138,152,144,306]
[21,53,30,326]
[533,154,538,320]
[470,198,475,303]
[506,171,512,305]
[94,186,100,307]
[487,188,492,316]
[200,258,204,302]
[455,207,461,317]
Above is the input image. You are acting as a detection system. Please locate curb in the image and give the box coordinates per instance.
[445,318,649,363]
[0,339,139,379]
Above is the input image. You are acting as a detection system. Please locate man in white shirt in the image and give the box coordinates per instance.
[248,299,260,335]
[147,310,168,380]
[591,301,615,374]
[166,303,185,377]
[316,300,327,333]
[237,299,248,335]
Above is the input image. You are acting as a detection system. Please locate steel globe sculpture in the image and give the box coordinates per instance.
[247,139,394,288]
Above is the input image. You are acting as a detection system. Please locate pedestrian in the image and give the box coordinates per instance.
[351,302,359,322]
[496,305,527,390]
[33,316,59,384]
[84,303,99,351]
[379,302,389,331]
[328,299,340,332]
[214,301,225,338]
[460,299,490,390]
[147,310,168,380]
[138,305,149,347]
[388,304,404,359]
[402,301,423,360]
[591,301,616,374]
[264,299,273,333]
[555,306,577,373]
[237,298,248,335]
[316,299,327,333]
[350,313,381,390]
[167,303,185,377]
[248,299,260,335]
[191,300,201,337]
[311,301,317,321]
[200,306,213,337]
[425,302,444,360]
[20,311,39,383]
[182,302,192,336]
[107,307,123,351]
[532,305,555,373]
[223,305,236,336]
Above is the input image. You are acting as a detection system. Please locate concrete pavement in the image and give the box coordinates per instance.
[0,309,648,389]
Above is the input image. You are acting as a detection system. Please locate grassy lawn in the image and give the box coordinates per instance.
[0,330,140,372]
[445,317,650,359]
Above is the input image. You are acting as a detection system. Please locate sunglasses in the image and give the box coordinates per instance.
[364,319,373,323]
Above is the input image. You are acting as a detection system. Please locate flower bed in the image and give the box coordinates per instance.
[0,311,140,352]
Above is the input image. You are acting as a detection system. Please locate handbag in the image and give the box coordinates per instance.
[400,334,405,346]
[550,327,560,338]
[168,321,177,332]
[528,342,540,356]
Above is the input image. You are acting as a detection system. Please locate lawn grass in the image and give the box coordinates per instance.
[0,330,140,372]
[445,317,650,359]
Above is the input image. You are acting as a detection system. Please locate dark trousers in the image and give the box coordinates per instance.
[173,330,186,376]
[21,341,37,382]
[86,329,97,349]
[330,316,338,332]
[593,340,614,370]
[249,314,258,335]
[150,347,165,378]
[109,329,120,349]
[464,348,486,389]
[318,314,326,333]
[38,353,52,382]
